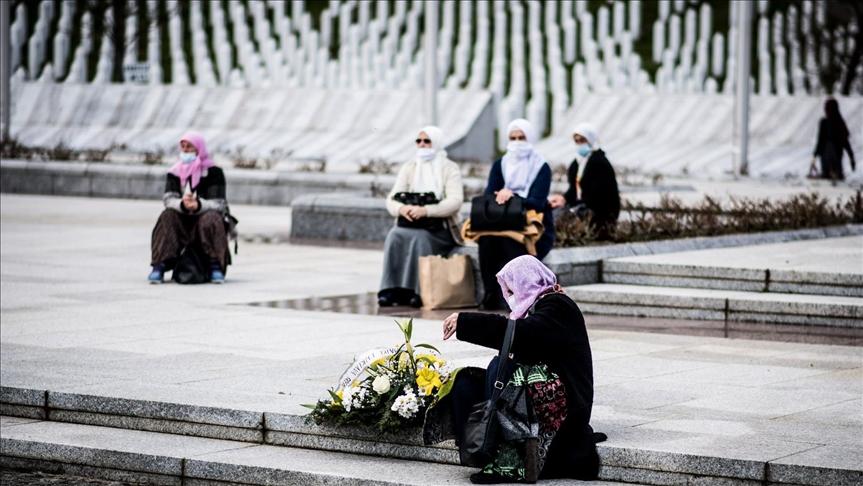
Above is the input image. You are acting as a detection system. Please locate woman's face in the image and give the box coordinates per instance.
[416,131,432,148]
[573,134,588,145]
[508,129,527,142]
[179,140,198,154]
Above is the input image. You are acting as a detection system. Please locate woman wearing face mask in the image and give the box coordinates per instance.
[148,132,230,284]
[548,123,620,240]
[476,118,553,310]
[378,126,465,307]
[440,255,601,483]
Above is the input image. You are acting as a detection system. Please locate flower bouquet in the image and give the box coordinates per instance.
[305,318,457,433]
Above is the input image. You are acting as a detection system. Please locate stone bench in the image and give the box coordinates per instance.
[290,193,863,290]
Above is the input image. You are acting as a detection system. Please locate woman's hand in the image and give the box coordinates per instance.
[407,206,428,220]
[399,205,415,221]
[442,312,459,340]
[495,188,514,205]
[548,194,566,209]
[182,193,199,212]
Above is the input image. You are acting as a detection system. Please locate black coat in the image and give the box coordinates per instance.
[563,150,620,235]
[165,167,226,202]
[814,118,856,179]
[456,293,599,480]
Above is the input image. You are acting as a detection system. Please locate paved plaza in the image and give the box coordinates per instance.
[1,193,862,485]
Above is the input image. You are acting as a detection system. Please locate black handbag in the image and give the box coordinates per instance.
[393,192,445,231]
[461,319,539,467]
[470,194,526,232]
[172,244,209,284]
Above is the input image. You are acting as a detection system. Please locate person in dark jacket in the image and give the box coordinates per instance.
[442,255,600,483]
[811,98,856,181]
[148,132,230,284]
[548,123,620,240]
[477,118,553,310]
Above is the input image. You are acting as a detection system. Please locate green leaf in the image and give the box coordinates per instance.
[414,343,440,354]
[300,403,318,410]
[435,367,463,401]
[406,318,413,341]
[327,389,342,403]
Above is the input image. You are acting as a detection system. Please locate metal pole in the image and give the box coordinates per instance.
[424,0,438,126]
[0,0,11,143]
[734,0,752,176]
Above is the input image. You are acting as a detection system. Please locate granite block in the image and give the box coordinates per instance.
[577,303,726,321]
[603,261,766,281]
[0,456,180,486]
[767,445,863,486]
[50,173,91,196]
[568,287,727,310]
[769,282,863,298]
[0,404,46,420]
[603,273,766,292]
[0,416,43,427]
[0,438,182,475]
[0,386,46,406]
[47,392,264,429]
[727,297,862,318]
[264,412,424,445]
[769,270,863,287]
[599,464,762,486]
[265,430,459,464]
[49,410,264,443]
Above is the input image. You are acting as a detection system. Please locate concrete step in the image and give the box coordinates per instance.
[3,388,861,486]
[0,417,495,486]
[602,260,863,297]
[567,284,863,328]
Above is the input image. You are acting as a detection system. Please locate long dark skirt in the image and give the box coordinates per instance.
[151,209,228,272]
[379,226,456,294]
[478,236,528,307]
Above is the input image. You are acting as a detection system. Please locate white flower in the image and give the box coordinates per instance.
[390,386,420,419]
[372,375,391,394]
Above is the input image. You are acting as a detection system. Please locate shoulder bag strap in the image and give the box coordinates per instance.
[490,319,516,400]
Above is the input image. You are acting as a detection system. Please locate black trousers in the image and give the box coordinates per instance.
[478,236,528,307]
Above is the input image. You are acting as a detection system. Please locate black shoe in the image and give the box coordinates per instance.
[408,294,423,308]
[377,290,396,307]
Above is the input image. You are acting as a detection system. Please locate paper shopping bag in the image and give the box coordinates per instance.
[418,254,477,310]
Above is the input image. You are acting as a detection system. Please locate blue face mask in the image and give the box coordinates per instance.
[179,152,197,164]
[575,143,592,157]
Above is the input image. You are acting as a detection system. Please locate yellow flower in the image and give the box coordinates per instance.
[417,353,445,366]
[416,368,443,396]
[398,351,411,370]
[370,355,391,368]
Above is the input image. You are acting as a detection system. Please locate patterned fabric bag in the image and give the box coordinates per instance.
[475,364,567,483]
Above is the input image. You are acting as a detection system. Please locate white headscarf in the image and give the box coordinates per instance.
[501,118,547,197]
[411,125,447,198]
[572,122,599,148]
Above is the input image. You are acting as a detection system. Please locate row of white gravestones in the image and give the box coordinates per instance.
[25,0,855,102]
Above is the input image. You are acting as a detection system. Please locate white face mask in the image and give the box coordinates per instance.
[179,152,197,164]
[506,141,532,158]
[416,147,436,161]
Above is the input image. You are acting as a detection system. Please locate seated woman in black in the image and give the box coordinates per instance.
[478,118,553,310]
[148,132,229,284]
[548,122,620,240]
[442,255,601,483]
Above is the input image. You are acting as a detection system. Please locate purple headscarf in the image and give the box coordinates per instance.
[168,131,215,190]
[496,255,560,319]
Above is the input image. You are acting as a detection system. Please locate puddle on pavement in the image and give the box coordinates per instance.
[246,292,862,346]
[246,292,482,321]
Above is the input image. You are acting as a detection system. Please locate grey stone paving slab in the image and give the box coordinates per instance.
[0,386,45,406]
[2,194,862,483]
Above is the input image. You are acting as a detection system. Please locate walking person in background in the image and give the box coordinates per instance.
[810,98,856,181]
[548,123,620,241]
[472,119,554,311]
[149,132,230,284]
[378,126,464,308]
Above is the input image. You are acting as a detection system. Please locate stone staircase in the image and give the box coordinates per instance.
[2,385,856,486]
[566,257,863,329]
